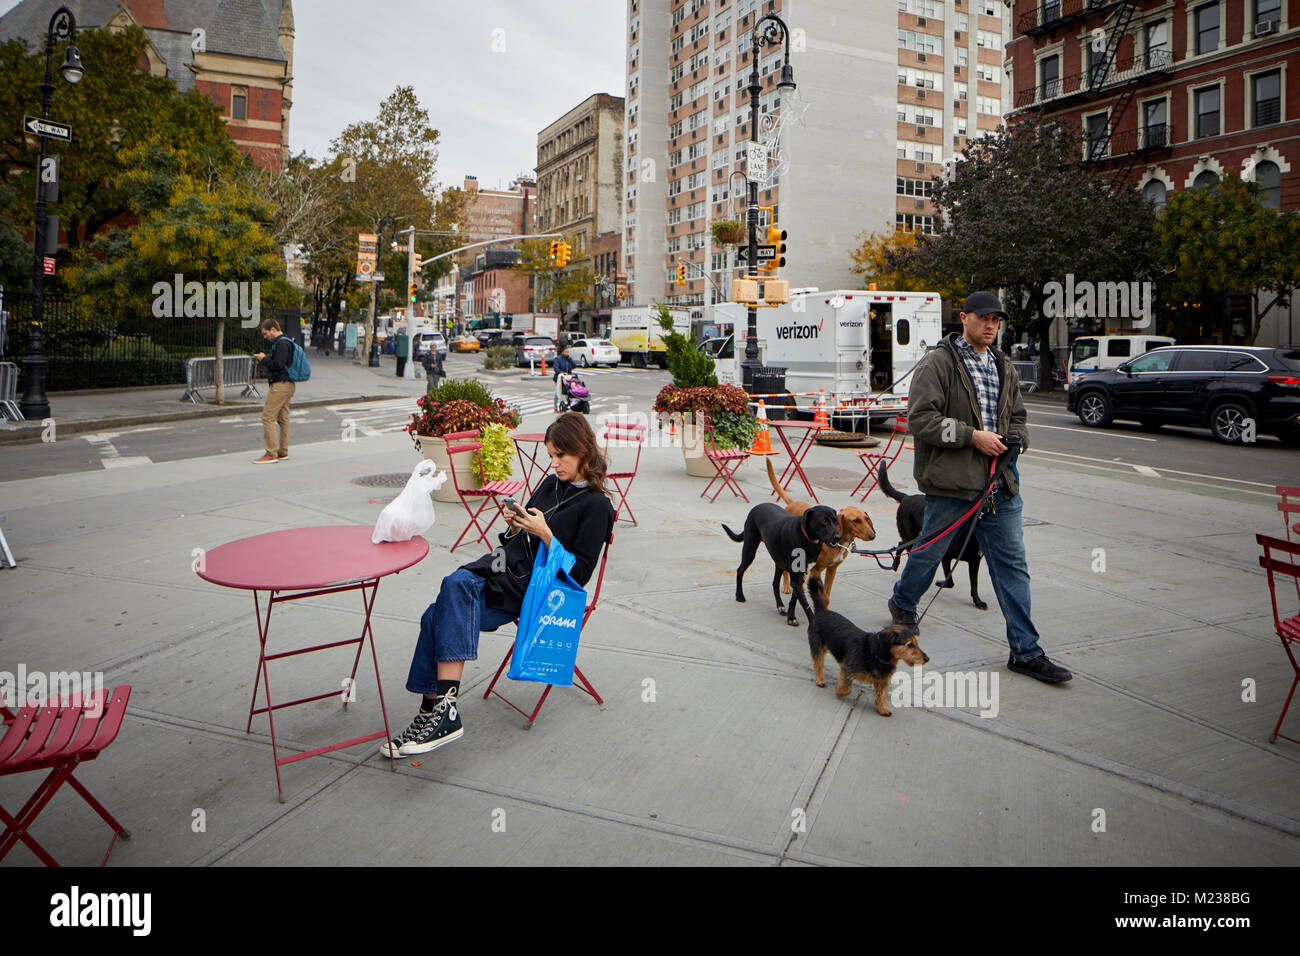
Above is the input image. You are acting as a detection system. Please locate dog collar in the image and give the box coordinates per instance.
[801,525,816,543]
[873,652,893,667]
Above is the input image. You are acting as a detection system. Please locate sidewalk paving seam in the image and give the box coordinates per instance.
[779,697,858,866]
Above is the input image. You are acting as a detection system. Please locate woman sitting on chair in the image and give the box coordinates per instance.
[382,412,616,758]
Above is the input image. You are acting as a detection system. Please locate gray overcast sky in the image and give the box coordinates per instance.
[293,0,626,190]
[0,0,627,191]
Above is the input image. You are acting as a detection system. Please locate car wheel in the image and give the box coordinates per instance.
[1209,401,1252,444]
[580,355,589,367]
[1076,391,1113,427]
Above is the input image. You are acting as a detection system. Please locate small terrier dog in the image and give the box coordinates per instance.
[807,578,929,716]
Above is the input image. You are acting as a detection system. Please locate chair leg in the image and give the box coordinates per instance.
[1270,662,1300,744]
[451,496,496,553]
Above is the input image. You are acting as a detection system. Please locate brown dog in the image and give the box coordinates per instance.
[767,458,875,606]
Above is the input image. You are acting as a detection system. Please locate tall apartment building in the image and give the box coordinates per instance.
[1007,0,1297,345]
[622,0,1011,309]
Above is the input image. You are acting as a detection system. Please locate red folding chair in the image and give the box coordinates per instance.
[444,429,526,554]
[852,418,908,500]
[1278,486,1300,603]
[701,415,750,502]
[1,685,132,866]
[1257,534,1300,746]
[601,417,646,525]
[483,532,613,725]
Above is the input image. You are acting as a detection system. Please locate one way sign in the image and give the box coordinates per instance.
[23,115,72,142]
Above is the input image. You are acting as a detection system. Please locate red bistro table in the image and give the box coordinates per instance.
[196,526,428,802]
[513,433,552,495]
[769,420,829,503]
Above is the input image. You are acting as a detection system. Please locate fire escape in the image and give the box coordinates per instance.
[1013,0,1173,191]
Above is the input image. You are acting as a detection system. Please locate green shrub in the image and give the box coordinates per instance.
[427,377,496,406]
[482,344,514,370]
[710,410,760,450]
[474,423,516,482]
[656,302,717,388]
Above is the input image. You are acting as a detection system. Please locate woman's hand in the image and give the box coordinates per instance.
[505,506,553,547]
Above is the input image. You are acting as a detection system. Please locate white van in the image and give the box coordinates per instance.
[1067,335,1175,390]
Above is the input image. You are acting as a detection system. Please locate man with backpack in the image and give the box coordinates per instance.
[252,317,306,463]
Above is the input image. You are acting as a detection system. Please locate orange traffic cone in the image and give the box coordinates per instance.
[814,389,830,427]
[750,400,774,455]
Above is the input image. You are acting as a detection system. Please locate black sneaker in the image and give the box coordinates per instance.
[379,691,464,758]
[887,598,918,627]
[1007,653,1072,683]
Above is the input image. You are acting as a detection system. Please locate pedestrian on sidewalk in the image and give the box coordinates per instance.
[421,343,444,390]
[381,412,616,758]
[887,291,1072,684]
[553,341,575,411]
[252,318,294,464]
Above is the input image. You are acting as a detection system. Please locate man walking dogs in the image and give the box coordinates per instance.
[888,291,1072,683]
[253,318,294,464]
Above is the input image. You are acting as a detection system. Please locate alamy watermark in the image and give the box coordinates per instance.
[1042,273,1151,329]
[0,665,105,716]
[151,274,261,328]
[889,665,999,718]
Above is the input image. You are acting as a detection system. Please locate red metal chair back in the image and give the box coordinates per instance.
[601,418,647,525]
[854,419,908,500]
[1256,533,1300,745]
[442,429,485,491]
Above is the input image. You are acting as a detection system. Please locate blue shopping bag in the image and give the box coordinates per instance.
[507,539,588,686]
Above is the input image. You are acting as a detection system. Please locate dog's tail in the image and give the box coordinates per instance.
[877,461,908,504]
[808,576,827,613]
[765,457,794,507]
[721,523,745,542]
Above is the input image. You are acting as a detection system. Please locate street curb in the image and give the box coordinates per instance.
[0,394,407,445]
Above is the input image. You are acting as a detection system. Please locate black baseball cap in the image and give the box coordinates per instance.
[962,291,1007,318]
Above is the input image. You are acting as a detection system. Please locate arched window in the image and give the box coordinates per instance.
[1142,179,1168,207]
[1193,170,1219,190]
[1255,160,1281,209]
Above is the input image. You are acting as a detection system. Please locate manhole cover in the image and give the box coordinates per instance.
[351,473,411,488]
[815,430,879,448]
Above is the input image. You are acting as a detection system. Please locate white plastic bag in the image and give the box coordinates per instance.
[371,460,447,543]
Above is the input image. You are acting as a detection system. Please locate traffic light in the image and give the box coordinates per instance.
[412,252,425,277]
[409,281,418,303]
[548,240,559,265]
[764,224,788,272]
[676,263,686,285]
[558,240,572,268]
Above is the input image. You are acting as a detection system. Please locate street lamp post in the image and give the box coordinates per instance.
[741,14,796,391]
[19,5,83,421]
[368,214,395,367]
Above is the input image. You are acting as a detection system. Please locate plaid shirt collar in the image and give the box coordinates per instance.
[955,335,1000,432]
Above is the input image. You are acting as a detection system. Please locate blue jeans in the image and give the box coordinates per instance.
[405,568,516,694]
[890,485,1044,662]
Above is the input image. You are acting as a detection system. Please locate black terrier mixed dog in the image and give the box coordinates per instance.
[807,578,929,716]
[722,502,841,627]
[878,461,987,610]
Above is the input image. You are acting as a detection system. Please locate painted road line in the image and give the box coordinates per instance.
[1133,464,1161,478]
[81,433,152,469]
[1029,423,1158,442]
[1031,448,1278,494]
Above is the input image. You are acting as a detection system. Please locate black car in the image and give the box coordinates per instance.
[1067,345,1300,444]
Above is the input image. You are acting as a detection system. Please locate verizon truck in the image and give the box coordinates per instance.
[610,305,697,368]
[709,289,943,428]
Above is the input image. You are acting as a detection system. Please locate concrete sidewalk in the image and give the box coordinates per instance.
[0,346,427,443]
[1,396,1297,868]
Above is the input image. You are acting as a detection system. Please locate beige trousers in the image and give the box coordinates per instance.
[262,382,295,456]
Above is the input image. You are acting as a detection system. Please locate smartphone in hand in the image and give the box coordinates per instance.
[503,497,528,517]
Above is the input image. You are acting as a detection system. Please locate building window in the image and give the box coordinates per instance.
[1194,3,1219,55]
[1255,0,1282,32]
[231,87,247,120]
[1142,179,1167,207]
[1144,19,1168,69]
[1253,70,1281,126]
[1194,169,1219,189]
[1142,99,1168,148]
[1085,112,1109,160]
[1255,160,1281,208]
[1087,41,1108,87]
[1039,54,1059,100]
[1194,86,1220,138]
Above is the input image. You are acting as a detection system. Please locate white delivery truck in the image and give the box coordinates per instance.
[708,289,943,429]
[609,305,696,368]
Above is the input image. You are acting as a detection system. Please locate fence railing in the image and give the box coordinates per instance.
[0,293,300,391]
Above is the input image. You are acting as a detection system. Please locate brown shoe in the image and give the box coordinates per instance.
[253,454,279,464]
[277,452,289,459]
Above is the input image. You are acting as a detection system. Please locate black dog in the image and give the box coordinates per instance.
[878,462,987,610]
[807,578,928,715]
[722,502,841,626]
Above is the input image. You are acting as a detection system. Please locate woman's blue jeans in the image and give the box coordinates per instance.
[890,485,1045,663]
[405,568,516,695]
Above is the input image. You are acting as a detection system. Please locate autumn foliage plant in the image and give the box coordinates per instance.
[407,378,520,444]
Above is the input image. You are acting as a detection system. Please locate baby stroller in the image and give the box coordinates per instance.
[559,375,590,414]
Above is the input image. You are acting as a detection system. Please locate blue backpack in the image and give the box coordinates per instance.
[280,337,311,382]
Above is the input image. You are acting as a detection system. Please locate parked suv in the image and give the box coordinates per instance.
[1067,345,1300,444]
[515,336,557,367]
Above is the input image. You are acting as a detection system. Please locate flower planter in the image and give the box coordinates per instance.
[418,435,481,502]
[679,421,717,477]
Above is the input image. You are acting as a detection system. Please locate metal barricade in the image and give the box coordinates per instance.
[180,355,262,404]
[1011,360,1041,393]
[0,362,22,422]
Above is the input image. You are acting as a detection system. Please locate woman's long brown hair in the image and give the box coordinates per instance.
[545,412,609,497]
